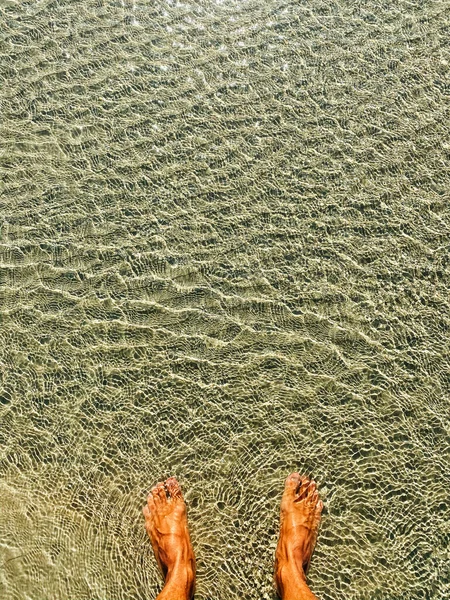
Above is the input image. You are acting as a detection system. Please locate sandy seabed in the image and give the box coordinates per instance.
[0,1,449,598]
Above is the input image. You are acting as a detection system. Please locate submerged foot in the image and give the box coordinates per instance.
[275,473,323,598]
[143,477,195,600]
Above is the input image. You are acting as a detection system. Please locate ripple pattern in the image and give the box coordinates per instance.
[1,1,449,599]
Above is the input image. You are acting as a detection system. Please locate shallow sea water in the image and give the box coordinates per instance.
[1,1,449,599]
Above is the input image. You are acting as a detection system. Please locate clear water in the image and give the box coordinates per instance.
[0,1,449,599]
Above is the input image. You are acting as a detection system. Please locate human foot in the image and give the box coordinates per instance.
[275,473,323,598]
[143,477,195,600]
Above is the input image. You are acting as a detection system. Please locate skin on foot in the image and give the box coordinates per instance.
[143,477,195,600]
[275,473,323,596]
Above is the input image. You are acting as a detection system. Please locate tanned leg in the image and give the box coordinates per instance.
[143,477,196,600]
[274,473,323,600]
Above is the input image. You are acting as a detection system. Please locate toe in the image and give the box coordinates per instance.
[309,489,319,505]
[151,483,165,503]
[305,480,316,498]
[147,493,156,511]
[284,472,302,496]
[156,483,167,502]
[165,477,183,500]
[295,476,310,501]
[307,481,317,498]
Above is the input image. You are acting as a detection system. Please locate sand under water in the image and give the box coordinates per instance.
[0,1,449,599]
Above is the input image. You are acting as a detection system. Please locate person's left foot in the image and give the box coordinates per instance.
[143,477,195,600]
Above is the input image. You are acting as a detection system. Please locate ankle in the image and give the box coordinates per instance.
[157,563,195,600]
[276,542,307,579]
[276,559,307,597]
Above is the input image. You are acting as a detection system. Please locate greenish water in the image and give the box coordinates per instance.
[0,1,449,599]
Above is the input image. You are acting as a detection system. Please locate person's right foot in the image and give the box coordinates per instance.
[275,473,323,596]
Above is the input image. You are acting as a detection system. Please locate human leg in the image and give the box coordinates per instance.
[143,477,195,600]
[274,473,323,600]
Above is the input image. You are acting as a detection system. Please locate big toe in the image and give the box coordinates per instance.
[283,472,302,499]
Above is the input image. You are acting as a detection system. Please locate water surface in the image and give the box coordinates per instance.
[1,1,449,599]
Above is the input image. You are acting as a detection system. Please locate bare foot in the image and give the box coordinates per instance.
[275,473,323,599]
[143,477,195,600]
